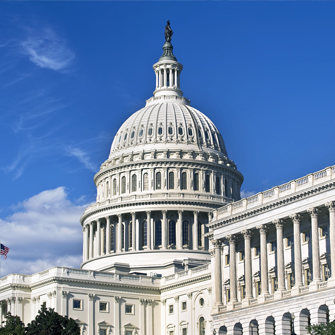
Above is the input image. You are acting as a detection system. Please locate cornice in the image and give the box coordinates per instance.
[81,199,222,224]
[160,273,211,292]
[208,181,335,231]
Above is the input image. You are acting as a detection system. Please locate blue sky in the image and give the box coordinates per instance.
[0,2,335,276]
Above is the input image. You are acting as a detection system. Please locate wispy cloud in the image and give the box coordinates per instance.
[0,187,88,275]
[65,146,98,172]
[240,190,256,199]
[21,28,74,71]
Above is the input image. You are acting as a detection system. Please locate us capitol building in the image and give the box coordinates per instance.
[0,24,335,335]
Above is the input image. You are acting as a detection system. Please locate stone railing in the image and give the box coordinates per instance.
[162,263,210,284]
[216,166,334,218]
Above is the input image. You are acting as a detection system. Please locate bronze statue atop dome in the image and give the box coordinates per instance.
[164,20,173,43]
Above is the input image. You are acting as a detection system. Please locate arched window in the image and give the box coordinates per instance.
[181,172,187,190]
[169,171,174,190]
[106,181,110,197]
[121,176,126,194]
[199,317,205,335]
[113,179,117,196]
[122,223,125,249]
[178,127,183,135]
[143,173,149,191]
[194,172,199,191]
[169,220,176,245]
[142,221,147,247]
[132,174,137,192]
[265,316,275,335]
[216,176,221,195]
[224,178,228,196]
[156,172,162,190]
[168,126,173,135]
[155,220,162,246]
[205,174,210,193]
[219,326,227,335]
[148,127,153,136]
[110,224,115,251]
[158,127,163,135]
[198,222,203,247]
[131,131,135,139]
[182,221,189,246]
[249,320,259,335]
[129,221,133,249]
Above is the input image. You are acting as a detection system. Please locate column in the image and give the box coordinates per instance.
[227,235,237,303]
[136,218,140,251]
[309,208,321,283]
[258,225,269,295]
[146,300,153,335]
[146,211,152,250]
[61,291,68,316]
[131,212,136,251]
[106,216,111,254]
[97,219,101,257]
[193,211,199,250]
[242,230,252,298]
[290,213,303,288]
[162,210,167,250]
[174,68,178,88]
[273,219,285,291]
[213,240,223,306]
[177,210,183,249]
[83,225,88,262]
[163,68,167,87]
[155,71,158,88]
[124,219,129,252]
[88,294,95,335]
[168,68,172,88]
[114,296,120,335]
[326,202,335,281]
[89,222,93,259]
[117,214,122,253]
[139,299,146,335]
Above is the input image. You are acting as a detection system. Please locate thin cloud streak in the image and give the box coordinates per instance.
[65,146,98,172]
[21,28,74,71]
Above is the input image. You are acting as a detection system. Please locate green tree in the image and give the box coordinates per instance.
[0,312,25,335]
[26,305,80,335]
[308,321,335,335]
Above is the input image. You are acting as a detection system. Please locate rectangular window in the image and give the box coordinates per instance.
[285,236,293,248]
[125,331,132,335]
[182,329,187,335]
[254,246,260,257]
[100,330,107,335]
[226,289,230,303]
[182,301,187,311]
[194,173,199,191]
[239,250,245,261]
[304,269,311,285]
[73,299,82,310]
[125,304,134,314]
[322,264,330,281]
[271,277,278,293]
[225,254,230,265]
[302,232,310,243]
[269,241,277,252]
[287,273,294,289]
[256,282,261,296]
[240,285,245,299]
[169,305,174,314]
[320,226,328,238]
[99,302,108,312]
[169,331,174,335]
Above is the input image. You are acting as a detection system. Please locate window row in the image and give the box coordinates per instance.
[73,300,134,314]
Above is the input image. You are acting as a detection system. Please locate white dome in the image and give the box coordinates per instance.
[110,101,228,159]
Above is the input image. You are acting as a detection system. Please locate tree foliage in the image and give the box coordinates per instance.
[0,306,80,335]
[0,313,25,335]
[308,321,335,335]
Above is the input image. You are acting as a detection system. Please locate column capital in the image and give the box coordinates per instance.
[130,212,136,216]
[308,207,319,217]
[98,217,104,223]
[174,296,179,302]
[146,211,151,215]
[273,219,284,229]
[290,213,301,222]
[117,214,122,219]
[62,291,68,298]
[114,296,120,303]
[326,201,335,212]
[193,211,199,215]
[162,210,167,214]
[212,239,222,248]
[105,215,110,221]
[178,210,183,215]
[147,299,153,306]
[257,224,268,234]
[226,234,236,244]
[241,229,252,239]
[140,298,146,305]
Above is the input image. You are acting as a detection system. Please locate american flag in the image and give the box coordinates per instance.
[0,244,9,259]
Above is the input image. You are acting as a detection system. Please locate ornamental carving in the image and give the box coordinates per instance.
[326,201,335,212]
[140,299,146,305]
[308,207,319,217]
[211,239,222,249]
[114,296,120,303]
[241,229,252,239]
[273,219,284,229]
[18,297,23,303]
[147,299,153,305]
[62,291,68,298]
[256,224,268,234]
[187,293,192,299]
[174,296,179,302]
[226,234,236,243]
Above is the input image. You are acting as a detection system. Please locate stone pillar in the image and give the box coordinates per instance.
[146,211,151,250]
[146,300,153,335]
[124,219,129,252]
[114,296,120,335]
[174,68,178,87]
[309,208,321,284]
[130,212,136,250]
[89,222,93,259]
[163,68,167,87]
[274,219,285,292]
[83,225,88,262]
[242,230,253,299]
[136,218,140,251]
[61,291,68,316]
[155,71,158,88]
[193,211,199,250]
[117,214,122,253]
[326,202,335,281]
[162,210,167,250]
[228,235,237,303]
[87,294,95,335]
[106,216,111,254]
[258,225,269,295]
[139,299,146,335]
[177,210,183,249]
[213,240,223,308]
[291,213,303,288]
[97,219,101,257]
